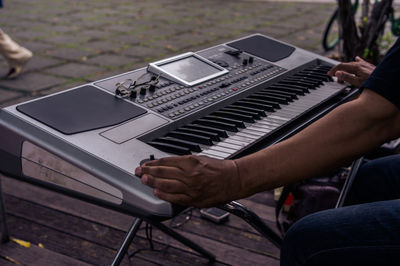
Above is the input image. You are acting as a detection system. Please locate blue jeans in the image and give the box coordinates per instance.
[280,154,400,266]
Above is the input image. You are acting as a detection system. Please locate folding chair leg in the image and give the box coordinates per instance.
[111,218,143,266]
[0,177,10,243]
[335,157,364,208]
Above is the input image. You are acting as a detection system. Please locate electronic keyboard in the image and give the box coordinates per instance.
[0,34,357,220]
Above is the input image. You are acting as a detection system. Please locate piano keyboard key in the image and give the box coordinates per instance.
[148,64,345,158]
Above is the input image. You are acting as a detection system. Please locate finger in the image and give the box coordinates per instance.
[355,56,364,62]
[141,174,187,194]
[336,71,360,86]
[153,189,191,206]
[331,63,359,76]
[141,165,183,180]
[143,156,186,167]
[327,63,351,76]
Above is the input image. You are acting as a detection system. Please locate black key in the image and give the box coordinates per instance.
[267,85,305,95]
[224,105,266,117]
[185,124,229,138]
[194,119,238,132]
[177,128,220,141]
[204,115,246,128]
[244,98,280,109]
[279,80,316,89]
[304,66,330,74]
[213,110,255,123]
[168,131,213,145]
[234,99,274,111]
[305,71,332,80]
[222,106,261,120]
[305,68,332,75]
[275,83,309,93]
[285,77,322,87]
[255,91,293,102]
[250,93,288,104]
[266,85,304,95]
[315,65,333,72]
[147,141,191,155]
[261,90,297,100]
[296,72,330,82]
[155,137,201,152]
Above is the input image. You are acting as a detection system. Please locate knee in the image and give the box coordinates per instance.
[280,213,320,266]
[352,155,400,202]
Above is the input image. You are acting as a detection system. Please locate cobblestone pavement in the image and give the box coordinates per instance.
[0,0,336,107]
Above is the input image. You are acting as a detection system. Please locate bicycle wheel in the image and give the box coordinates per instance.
[322,8,340,52]
[322,0,359,52]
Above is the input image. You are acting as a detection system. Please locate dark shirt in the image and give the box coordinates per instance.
[362,38,400,109]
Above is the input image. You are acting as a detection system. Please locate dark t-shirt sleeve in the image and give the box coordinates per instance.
[362,38,400,109]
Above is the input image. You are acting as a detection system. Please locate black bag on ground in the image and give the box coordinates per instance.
[275,169,347,234]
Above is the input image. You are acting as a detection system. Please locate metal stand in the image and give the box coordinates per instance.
[219,201,282,248]
[111,218,143,266]
[111,218,216,266]
[0,177,10,243]
[335,157,364,208]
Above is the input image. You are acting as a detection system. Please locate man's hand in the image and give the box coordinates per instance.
[135,155,242,208]
[327,56,375,87]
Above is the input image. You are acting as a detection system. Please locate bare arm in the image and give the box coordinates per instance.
[136,89,400,207]
[236,89,400,196]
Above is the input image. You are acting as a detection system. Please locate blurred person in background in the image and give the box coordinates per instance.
[0,0,32,79]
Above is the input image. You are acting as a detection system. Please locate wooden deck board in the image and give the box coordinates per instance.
[0,175,280,265]
[0,238,91,266]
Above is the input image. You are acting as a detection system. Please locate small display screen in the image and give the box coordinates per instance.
[158,55,222,83]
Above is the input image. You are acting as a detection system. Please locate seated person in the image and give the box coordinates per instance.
[136,38,400,265]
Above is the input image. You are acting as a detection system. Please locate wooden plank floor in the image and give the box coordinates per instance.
[0,175,280,265]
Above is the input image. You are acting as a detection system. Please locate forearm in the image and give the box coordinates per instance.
[235,89,400,198]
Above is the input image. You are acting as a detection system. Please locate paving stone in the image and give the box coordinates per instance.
[0,95,41,108]
[79,29,110,40]
[78,19,108,29]
[22,41,55,53]
[0,73,67,92]
[39,81,88,96]
[120,45,164,59]
[44,63,104,78]
[12,30,48,41]
[110,32,145,46]
[45,47,93,61]
[43,34,90,45]
[86,40,125,53]
[11,20,50,30]
[47,25,79,33]
[23,56,64,72]
[86,54,139,68]
[105,24,136,33]
[0,89,24,104]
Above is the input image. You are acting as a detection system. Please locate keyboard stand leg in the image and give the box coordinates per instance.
[0,177,10,243]
[111,218,143,266]
[151,220,216,262]
[111,218,216,265]
[218,201,282,249]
